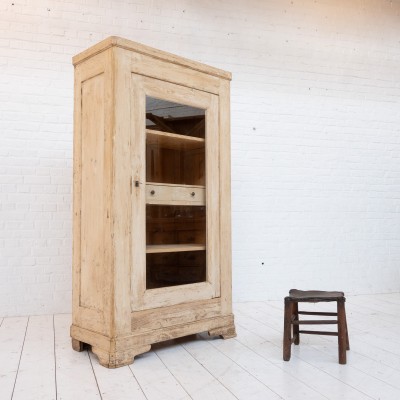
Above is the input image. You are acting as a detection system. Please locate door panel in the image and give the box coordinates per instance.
[130,76,220,311]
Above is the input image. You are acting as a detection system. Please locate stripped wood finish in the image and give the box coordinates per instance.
[72,37,235,368]
[146,129,205,150]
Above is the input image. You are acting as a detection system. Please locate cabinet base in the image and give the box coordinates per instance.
[71,314,235,368]
[92,345,152,368]
[71,338,85,352]
[71,337,152,368]
[208,323,237,339]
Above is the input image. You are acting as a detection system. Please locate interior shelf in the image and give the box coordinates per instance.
[146,244,206,254]
[146,129,205,150]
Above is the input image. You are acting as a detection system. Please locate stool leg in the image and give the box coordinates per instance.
[293,302,300,345]
[344,302,350,350]
[337,299,347,364]
[283,298,293,361]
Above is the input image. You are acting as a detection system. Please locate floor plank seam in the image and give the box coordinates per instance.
[88,350,103,400]
[328,354,400,392]
[153,348,193,400]
[231,331,331,400]
[304,340,399,395]
[240,303,400,398]
[127,364,149,400]
[237,310,400,372]
[10,316,29,400]
[198,336,285,400]
[53,315,58,400]
[181,342,240,400]
[234,320,374,399]
[349,338,400,368]
[2,295,399,400]
[311,335,400,374]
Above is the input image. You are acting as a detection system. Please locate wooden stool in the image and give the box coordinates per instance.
[283,289,350,364]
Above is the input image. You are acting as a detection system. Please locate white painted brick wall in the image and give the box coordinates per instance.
[1,0,400,316]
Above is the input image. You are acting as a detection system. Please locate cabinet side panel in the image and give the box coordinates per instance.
[80,73,105,311]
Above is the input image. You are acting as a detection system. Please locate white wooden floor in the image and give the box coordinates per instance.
[1,293,400,400]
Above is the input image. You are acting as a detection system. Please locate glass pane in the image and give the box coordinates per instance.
[146,96,206,186]
[146,97,205,138]
[146,205,206,289]
[147,251,206,289]
[145,96,207,290]
[146,205,206,246]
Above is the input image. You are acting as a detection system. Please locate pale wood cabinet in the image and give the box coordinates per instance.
[71,36,236,368]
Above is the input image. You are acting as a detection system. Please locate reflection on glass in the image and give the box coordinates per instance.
[145,96,207,290]
[146,205,206,246]
[145,96,206,186]
[147,251,206,289]
[146,97,205,138]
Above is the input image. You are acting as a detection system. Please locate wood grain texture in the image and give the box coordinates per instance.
[218,79,233,316]
[72,36,232,80]
[145,183,205,206]
[146,244,206,253]
[72,50,113,338]
[146,129,205,150]
[80,72,105,312]
[72,38,235,368]
[112,46,134,336]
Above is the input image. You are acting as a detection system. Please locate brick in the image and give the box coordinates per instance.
[1,0,400,316]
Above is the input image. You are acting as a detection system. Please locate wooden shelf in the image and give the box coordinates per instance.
[146,244,206,254]
[146,129,205,150]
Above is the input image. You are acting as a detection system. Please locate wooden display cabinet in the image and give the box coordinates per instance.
[71,36,236,368]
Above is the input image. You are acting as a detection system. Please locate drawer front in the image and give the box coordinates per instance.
[146,184,205,206]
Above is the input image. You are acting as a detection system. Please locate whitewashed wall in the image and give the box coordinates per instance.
[1,0,400,316]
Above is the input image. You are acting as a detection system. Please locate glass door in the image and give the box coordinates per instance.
[131,76,220,311]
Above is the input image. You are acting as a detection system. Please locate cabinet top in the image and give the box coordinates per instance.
[72,36,231,80]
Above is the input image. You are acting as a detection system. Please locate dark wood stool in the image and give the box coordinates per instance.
[283,289,350,364]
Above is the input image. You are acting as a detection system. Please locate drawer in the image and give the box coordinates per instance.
[146,183,205,206]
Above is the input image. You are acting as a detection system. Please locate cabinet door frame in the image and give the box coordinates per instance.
[130,75,221,311]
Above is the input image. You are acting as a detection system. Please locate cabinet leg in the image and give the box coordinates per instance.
[208,323,236,339]
[71,338,85,352]
[91,345,152,369]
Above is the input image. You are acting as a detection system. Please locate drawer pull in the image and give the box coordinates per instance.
[191,192,196,197]
[150,190,155,195]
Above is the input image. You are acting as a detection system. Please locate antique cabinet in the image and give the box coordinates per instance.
[71,36,236,368]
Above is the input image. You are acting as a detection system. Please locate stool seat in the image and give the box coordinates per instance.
[288,289,345,302]
[283,288,349,364]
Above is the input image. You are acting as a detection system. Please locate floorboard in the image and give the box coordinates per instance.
[53,314,101,400]
[12,315,56,400]
[89,351,147,400]
[0,317,28,400]
[130,350,191,400]
[1,294,400,400]
[185,334,282,399]
[154,340,237,399]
